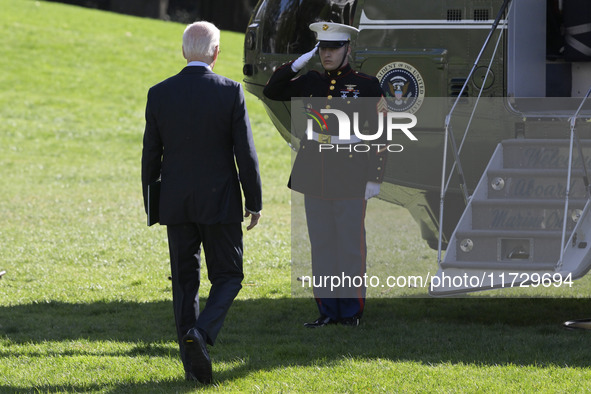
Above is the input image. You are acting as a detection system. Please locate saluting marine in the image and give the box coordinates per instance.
[264,22,387,328]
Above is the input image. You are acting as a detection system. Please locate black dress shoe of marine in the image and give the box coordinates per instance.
[182,328,212,384]
[304,315,338,328]
[339,316,360,327]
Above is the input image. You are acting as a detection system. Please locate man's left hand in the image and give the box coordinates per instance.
[364,182,381,200]
[245,210,261,230]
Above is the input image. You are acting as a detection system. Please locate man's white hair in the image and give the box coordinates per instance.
[183,21,220,62]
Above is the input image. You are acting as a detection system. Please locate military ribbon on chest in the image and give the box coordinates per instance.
[341,84,359,99]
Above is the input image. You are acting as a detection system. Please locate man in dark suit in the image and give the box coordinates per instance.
[141,21,262,384]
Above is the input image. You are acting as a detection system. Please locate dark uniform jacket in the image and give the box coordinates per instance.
[142,66,262,225]
[263,63,387,199]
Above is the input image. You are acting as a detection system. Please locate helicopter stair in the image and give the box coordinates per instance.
[430,139,591,296]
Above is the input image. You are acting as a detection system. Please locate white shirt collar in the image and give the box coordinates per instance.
[187,61,211,69]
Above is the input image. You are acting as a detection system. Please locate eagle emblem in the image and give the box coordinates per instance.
[388,76,411,105]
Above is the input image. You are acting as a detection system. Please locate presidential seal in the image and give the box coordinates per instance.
[377,62,425,114]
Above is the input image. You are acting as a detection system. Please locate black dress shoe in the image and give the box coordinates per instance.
[182,328,212,384]
[304,315,338,328]
[339,316,360,327]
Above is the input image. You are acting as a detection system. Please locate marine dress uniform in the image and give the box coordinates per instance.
[264,22,387,327]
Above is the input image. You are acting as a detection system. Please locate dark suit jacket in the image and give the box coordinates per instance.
[142,66,262,225]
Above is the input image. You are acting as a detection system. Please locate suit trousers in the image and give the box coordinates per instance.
[304,196,367,320]
[166,222,243,371]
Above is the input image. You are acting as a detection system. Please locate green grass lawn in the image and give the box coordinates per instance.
[2,0,591,392]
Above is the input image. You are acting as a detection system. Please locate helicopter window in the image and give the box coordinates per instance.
[252,0,268,22]
[259,0,358,54]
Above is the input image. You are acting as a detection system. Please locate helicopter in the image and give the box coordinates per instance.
[243,0,591,295]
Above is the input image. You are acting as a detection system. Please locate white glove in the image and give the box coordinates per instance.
[364,181,381,200]
[291,44,319,72]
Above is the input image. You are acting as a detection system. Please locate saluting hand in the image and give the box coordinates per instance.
[291,43,319,72]
[245,210,261,231]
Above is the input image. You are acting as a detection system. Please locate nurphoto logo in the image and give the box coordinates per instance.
[303,106,418,152]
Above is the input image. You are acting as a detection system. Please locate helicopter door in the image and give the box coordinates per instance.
[508,0,591,100]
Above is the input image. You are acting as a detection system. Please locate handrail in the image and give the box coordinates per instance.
[437,0,513,264]
[559,86,591,269]
[444,20,506,195]
[571,86,591,197]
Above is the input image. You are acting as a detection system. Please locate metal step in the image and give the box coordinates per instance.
[487,168,588,200]
[501,139,591,169]
[439,260,556,271]
[470,199,586,231]
[448,229,562,265]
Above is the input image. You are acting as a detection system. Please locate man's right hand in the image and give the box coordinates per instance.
[245,210,261,231]
[291,44,319,72]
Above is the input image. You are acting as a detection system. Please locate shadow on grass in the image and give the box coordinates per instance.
[1,296,591,391]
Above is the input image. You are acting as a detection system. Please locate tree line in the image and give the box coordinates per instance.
[46,0,259,33]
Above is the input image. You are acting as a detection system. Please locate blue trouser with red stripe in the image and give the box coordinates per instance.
[304,196,367,320]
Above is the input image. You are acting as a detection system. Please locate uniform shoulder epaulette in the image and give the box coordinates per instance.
[353,71,377,80]
[277,61,295,71]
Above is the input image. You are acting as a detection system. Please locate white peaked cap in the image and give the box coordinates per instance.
[309,22,359,45]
